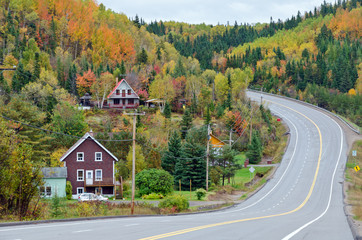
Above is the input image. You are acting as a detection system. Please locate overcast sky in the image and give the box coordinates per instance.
[98,0,333,25]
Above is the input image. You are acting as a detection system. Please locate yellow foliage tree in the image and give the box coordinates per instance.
[348,88,356,96]
[126,144,147,174]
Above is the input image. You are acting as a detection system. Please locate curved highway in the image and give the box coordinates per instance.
[0,92,353,239]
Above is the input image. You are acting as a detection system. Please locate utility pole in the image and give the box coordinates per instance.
[124,110,145,215]
[206,124,210,191]
[229,129,232,146]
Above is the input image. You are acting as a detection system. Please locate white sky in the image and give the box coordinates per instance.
[97,0,334,25]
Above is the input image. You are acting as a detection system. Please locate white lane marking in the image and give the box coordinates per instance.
[215,110,299,214]
[125,224,139,227]
[282,117,343,239]
[73,229,92,233]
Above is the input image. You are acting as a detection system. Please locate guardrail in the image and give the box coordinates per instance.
[247,89,360,135]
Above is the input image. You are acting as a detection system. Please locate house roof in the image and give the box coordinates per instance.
[210,133,226,148]
[107,79,140,99]
[42,167,67,178]
[59,132,118,162]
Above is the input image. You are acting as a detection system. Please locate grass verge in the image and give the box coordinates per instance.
[346,140,362,220]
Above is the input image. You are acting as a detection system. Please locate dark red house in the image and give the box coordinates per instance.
[60,132,118,197]
[106,79,139,109]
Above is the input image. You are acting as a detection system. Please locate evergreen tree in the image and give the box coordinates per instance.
[173,57,186,78]
[204,106,211,125]
[0,71,10,95]
[66,64,77,95]
[12,62,32,92]
[163,101,171,119]
[246,131,263,164]
[161,131,182,175]
[137,48,148,64]
[180,109,192,139]
[34,52,41,79]
[217,145,239,185]
[174,131,206,190]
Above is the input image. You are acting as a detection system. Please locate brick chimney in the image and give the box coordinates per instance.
[116,77,118,84]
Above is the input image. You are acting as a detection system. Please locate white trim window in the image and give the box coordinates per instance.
[77,152,84,161]
[77,169,84,181]
[77,187,84,195]
[95,169,102,181]
[95,152,102,161]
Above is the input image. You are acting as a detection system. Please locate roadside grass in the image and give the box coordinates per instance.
[263,119,288,163]
[346,140,362,220]
[225,166,272,191]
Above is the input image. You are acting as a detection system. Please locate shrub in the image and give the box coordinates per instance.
[159,194,189,212]
[142,193,164,200]
[135,168,174,196]
[50,194,63,218]
[195,188,207,200]
[66,181,72,200]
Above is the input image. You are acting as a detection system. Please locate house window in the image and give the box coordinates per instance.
[77,187,84,195]
[46,186,51,196]
[77,169,84,181]
[95,169,102,181]
[95,152,102,161]
[128,99,134,105]
[39,186,45,196]
[114,99,120,105]
[122,90,126,97]
[77,152,84,161]
[116,89,120,95]
[128,89,131,95]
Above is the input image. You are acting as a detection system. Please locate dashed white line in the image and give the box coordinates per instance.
[73,229,92,233]
[125,224,140,227]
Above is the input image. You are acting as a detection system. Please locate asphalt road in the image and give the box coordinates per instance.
[0,92,353,240]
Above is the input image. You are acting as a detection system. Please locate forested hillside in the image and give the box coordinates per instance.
[144,0,361,125]
[0,0,360,219]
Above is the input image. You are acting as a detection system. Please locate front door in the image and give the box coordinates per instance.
[86,170,93,185]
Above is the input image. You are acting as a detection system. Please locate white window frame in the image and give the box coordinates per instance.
[95,169,102,181]
[95,152,102,161]
[77,152,84,161]
[77,187,84,195]
[77,169,84,181]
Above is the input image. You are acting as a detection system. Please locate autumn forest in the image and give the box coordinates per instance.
[0,0,361,219]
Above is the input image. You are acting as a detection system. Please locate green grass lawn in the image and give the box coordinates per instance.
[228,166,272,189]
[234,153,246,165]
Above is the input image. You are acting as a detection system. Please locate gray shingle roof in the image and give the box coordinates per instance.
[42,167,67,178]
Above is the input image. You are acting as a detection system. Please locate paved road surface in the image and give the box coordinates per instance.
[0,92,353,239]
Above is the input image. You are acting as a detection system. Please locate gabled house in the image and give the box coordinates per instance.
[40,167,67,198]
[106,79,139,109]
[60,132,118,198]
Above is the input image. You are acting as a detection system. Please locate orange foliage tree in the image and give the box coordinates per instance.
[76,69,96,96]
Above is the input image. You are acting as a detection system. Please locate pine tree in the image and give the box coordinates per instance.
[204,106,211,125]
[0,71,10,94]
[174,133,206,190]
[163,101,171,118]
[137,48,148,64]
[162,131,182,175]
[12,62,32,92]
[246,131,263,164]
[180,109,192,139]
[34,52,41,79]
